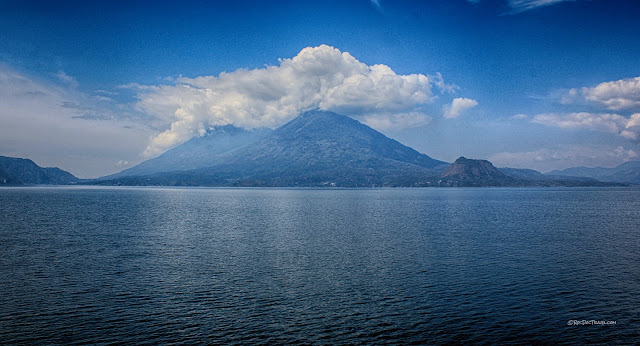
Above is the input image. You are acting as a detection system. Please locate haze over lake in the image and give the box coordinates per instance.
[1,186,637,344]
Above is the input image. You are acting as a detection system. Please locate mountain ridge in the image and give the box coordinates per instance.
[0,156,79,185]
[4,111,633,187]
[546,161,640,184]
[92,110,625,187]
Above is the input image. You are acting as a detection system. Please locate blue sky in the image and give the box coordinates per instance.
[1,0,639,177]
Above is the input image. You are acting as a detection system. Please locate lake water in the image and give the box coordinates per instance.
[0,186,638,344]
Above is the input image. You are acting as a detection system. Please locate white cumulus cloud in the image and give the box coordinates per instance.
[443,97,478,118]
[569,77,640,111]
[131,45,448,157]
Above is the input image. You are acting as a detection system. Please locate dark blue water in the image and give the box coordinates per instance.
[1,187,638,344]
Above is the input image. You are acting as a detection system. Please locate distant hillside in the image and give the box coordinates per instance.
[500,167,598,182]
[439,157,516,187]
[546,161,640,184]
[499,167,546,180]
[0,156,79,185]
[430,158,621,187]
[0,166,21,185]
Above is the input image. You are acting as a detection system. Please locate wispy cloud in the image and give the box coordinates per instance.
[0,66,151,177]
[510,113,529,120]
[532,112,640,141]
[130,45,455,157]
[361,112,431,131]
[55,70,78,88]
[508,0,577,14]
[429,72,459,94]
[490,145,639,172]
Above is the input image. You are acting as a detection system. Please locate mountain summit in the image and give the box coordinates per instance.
[103,110,448,186]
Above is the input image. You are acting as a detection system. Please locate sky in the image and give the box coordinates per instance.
[1,0,639,178]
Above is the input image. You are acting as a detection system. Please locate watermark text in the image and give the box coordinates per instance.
[567,320,616,326]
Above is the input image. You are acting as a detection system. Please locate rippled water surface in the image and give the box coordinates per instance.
[1,186,639,344]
